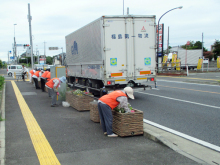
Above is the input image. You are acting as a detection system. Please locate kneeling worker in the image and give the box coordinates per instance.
[98,87,134,137]
[45,76,66,107]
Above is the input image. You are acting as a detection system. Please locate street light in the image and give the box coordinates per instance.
[156,6,183,72]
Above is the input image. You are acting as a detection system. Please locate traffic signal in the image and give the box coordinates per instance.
[23,44,30,48]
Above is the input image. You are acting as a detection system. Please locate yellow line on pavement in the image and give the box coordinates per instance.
[158,85,220,95]
[11,81,61,165]
[157,76,220,81]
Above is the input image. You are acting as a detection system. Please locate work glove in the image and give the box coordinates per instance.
[54,88,58,92]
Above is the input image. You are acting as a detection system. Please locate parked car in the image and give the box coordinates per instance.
[7,65,29,77]
[7,65,23,77]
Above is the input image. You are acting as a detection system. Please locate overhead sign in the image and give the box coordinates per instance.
[10,56,14,59]
[49,47,59,50]
[16,44,23,46]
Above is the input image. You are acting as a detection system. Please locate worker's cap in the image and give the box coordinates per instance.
[59,76,66,83]
[124,87,134,99]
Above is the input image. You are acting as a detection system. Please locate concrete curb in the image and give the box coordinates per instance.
[0,83,5,165]
[143,123,220,165]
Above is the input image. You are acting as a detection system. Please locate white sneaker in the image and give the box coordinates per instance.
[108,133,118,137]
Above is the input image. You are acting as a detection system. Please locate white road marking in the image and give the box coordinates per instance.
[157,79,219,87]
[152,88,160,90]
[143,119,220,152]
[136,91,220,109]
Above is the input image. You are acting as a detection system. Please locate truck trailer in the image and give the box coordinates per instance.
[65,15,157,94]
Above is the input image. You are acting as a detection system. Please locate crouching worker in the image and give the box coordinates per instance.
[98,87,134,137]
[45,76,66,107]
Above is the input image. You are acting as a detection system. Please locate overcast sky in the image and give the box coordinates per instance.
[0,0,219,62]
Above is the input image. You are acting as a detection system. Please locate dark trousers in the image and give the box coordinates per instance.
[41,78,46,92]
[33,78,40,89]
[22,72,26,81]
[98,102,113,135]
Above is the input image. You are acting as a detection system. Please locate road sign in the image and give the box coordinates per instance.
[49,47,59,50]
[16,44,23,46]
[186,41,190,45]
[10,56,14,60]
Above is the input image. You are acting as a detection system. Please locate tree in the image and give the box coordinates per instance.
[0,60,2,68]
[181,41,207,51]
[203,51,213,61]
[213,40,220,60]
[46,56,53,65]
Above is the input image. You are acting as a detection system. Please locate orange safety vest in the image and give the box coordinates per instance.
[30,70,34,76]
[99,90,127,109]
[46,78,60,89]
[46,72,51,81]
[33,71,40,77]
[41,71,49,78]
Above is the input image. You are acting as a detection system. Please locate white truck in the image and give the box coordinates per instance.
[65,15,157,94]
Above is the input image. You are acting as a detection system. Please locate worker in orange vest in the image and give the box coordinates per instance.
[45,71,51,82]
[98,87,134,137]
[40,69,49,92]
[45,71,51,97]
[29,69,35,83]
[45,76,66,107]
[32,69,42,89]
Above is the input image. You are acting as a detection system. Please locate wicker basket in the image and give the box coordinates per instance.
[112,109,143,137]
[89,101,100,123]
[66,91,94,111]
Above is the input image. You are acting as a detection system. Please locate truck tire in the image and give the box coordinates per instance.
[86,80,92,92]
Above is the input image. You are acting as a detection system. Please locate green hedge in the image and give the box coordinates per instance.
[0,76,5,90]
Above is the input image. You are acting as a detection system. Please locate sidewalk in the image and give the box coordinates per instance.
[2,78,202,165]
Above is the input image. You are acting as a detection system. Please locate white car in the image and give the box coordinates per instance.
[7,65,23,77]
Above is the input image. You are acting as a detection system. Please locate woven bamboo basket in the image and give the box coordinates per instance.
[89,101,100,123]
[66,91,94,111]
[112,109,143,137]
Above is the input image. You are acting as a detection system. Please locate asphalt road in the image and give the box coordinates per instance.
[129,73,220,147]
[1,69,199,165]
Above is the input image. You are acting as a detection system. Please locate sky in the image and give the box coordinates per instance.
[0,0,219,62]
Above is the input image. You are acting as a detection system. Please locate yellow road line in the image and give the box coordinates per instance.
[157,76,220,81]
[158,85,220,95]
[11,81,61,165]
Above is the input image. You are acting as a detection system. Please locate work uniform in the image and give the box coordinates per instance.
[41,71,49,92]
[45,72,51,96]
[32,70,41,89]
[45,78,61,106]
[98,90,129,135]
[21,66,27,81]
[29,70,35,83]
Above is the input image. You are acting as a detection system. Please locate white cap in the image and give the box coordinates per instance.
[124,87,134,99]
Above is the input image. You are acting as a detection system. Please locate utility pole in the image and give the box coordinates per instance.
[44,41,46,64]
[202,33,204,72]
[28,3,34,69]
[123,0,124,15]
[167,26,169,54]
[13,24,17,64]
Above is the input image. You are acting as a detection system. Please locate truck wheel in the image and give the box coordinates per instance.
[86,80,92,92]
[8,73,12,77]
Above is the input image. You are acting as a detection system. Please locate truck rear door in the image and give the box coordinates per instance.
[104,16,156,82]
